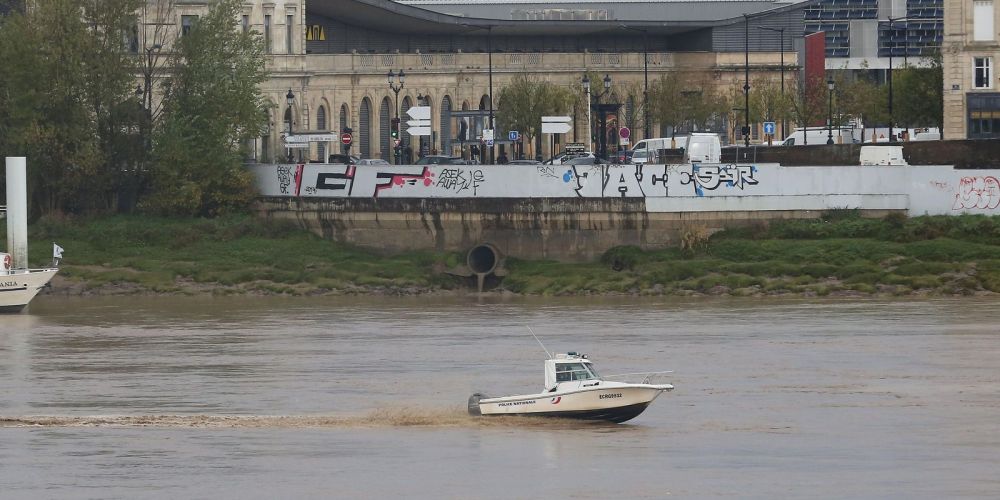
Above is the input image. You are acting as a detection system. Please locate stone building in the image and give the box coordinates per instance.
[138,0,819,162]
[943,0,1000,138]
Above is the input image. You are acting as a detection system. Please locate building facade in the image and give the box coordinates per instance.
[943,0,1000,138]
[138,0,817,163]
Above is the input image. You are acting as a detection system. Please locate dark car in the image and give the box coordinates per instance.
[328,154,361,165]
[415,155,467,165]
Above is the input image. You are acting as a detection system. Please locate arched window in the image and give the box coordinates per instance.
[401,96,412,149]
[316,105,327,162]
[379,96,391,161]
[359,98,372,158]
[441,95,453,155]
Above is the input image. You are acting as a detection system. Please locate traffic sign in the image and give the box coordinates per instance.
[406,106,431,121]
[542,116,572,134]
[284,133,339,143]
[483,129,494,141]
[406,106,431,137]
[341,132,352,145]
[763,121,776,136]
[509,130,520,141]
[619,126,630,140]
[485,139,494,147]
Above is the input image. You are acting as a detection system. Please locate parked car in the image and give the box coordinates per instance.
[543,151,596,165]
[356,158,390,166]
[328,154,361,164]
[508,159,542,165]
[415,155,467,165]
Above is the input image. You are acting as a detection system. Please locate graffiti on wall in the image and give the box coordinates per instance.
[953,176,1000,210]
[680,164,759,197]
[300,165,433,197]
[436,168,485,195]
[259,163,761,199]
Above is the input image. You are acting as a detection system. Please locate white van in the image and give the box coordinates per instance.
[631,133,720,164]
[781,127,859,146]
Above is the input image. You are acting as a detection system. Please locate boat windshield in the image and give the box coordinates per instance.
[555,362,600,382]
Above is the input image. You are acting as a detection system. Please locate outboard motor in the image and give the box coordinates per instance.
[468,393,487,416]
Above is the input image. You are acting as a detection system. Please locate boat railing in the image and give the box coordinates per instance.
[602,370,673,385]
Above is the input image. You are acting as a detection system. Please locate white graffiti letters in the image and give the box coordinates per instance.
[680,164,759,196]
[953,176,1000,210]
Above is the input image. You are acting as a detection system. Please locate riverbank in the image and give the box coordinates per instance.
[7,212,1000,297]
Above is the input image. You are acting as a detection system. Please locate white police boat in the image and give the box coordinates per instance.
[468,352,673,423]
[0,252,58,313]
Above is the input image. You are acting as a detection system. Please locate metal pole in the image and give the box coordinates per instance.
[394,88,399,164]
[586,87,592,154]
[827,83,834,145]
[643,32,649,141]
[488,26,494,165]
[779,29,785,141]
[744,14,751,148]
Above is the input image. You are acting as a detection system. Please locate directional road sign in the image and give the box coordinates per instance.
[542,116,572,134]
[284,133,339,143]
[763,121,776,136]
[406,106,432,136]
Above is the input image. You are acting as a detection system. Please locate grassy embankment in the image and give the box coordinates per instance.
[4,212,1000,296]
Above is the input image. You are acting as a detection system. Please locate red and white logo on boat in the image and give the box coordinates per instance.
[550,397,561,404]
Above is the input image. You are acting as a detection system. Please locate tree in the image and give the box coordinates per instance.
[496,74,576,157]
[649,72,725,145]
[894,53,944,131]
[787,74,828,145]
[749,76,791,144]
[145,0,268,216]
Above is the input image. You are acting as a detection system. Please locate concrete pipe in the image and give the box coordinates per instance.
[466,243,501,275]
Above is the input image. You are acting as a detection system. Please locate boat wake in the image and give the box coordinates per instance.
[0,407,621,430]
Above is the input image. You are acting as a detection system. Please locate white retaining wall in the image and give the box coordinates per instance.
[250,163,1000,216]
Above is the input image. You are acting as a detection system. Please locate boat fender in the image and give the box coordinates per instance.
[468,393,487,416]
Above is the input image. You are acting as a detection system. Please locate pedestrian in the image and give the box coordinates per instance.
[498,151,508,164]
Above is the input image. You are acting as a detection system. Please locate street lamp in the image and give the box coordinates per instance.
[758,26,785,140]
[826,78,835,145]
[743,14,751,148]
[879,17,904,143]
[582,74,613,160]
[286,88,295,162]
[621,25,650,140]
[388,69,405,164]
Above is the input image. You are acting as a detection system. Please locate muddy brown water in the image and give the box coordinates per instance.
[1,296,998,498]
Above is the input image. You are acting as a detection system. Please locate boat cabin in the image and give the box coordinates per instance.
[544,352,601,391]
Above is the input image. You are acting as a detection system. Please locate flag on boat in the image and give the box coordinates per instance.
[53,243,64,260]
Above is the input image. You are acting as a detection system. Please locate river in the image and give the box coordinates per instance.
[1,296,998,498]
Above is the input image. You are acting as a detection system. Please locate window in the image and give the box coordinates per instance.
[974,1,995,42]
[264,15,271,53]
[555,363,599,382]
[242,15,250,33]
[975,57,993,88]
[181,15,197,36]
[286,14,294,54]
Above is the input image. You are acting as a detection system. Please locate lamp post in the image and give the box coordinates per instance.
[743,14,751,148]
[758,26,785,140]
[286,88,295,162]
[582,74,613,160]
[826,78,835,145]
[879,17,904,143]
[621,25,650,140]
[388,69,405,164]
[487,25,494,165]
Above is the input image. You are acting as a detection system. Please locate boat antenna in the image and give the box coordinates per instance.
[527,326,552,359]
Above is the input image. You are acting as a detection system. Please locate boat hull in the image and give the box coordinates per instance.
[0,268,58,313]
[476,385,670,424]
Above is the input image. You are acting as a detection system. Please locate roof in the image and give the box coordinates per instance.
[306,0,814,37]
